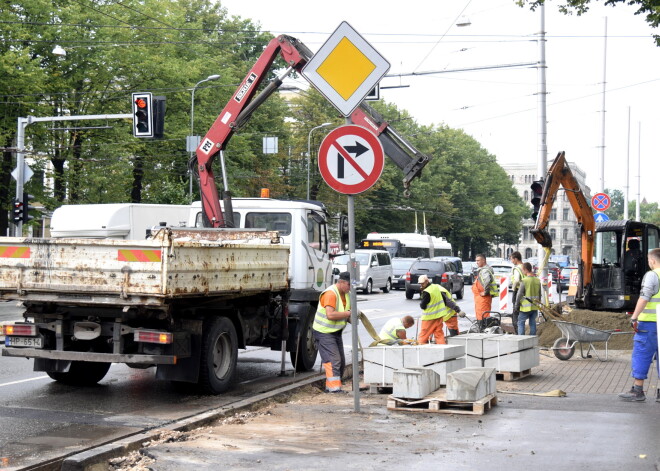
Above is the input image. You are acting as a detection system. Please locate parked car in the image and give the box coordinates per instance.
[557,267,577,292]
[332,249,393,294]
[490,262,514,286]
[462,261,477,285]
[405,259,464,300]
[391,257,418,290]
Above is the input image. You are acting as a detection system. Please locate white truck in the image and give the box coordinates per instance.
[0,33,430,394]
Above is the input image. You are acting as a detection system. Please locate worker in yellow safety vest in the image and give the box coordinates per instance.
[312,271,351,393]
[418,275,466,345]
[513,262,541,335]
[619,248,660,403]
[378,315,415,345]
[509,251,525,334]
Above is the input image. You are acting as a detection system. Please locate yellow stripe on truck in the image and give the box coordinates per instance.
[117,249,161,262]
[0,246,31,258]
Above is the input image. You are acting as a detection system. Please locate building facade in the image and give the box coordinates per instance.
[501,160,592,264]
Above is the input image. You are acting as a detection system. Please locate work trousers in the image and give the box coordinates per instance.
[510,289,519,334]
[419,318,448,345]
[445,315,459,337]
[517,309,538,335]
[472,280,492,320]
[631,321,659,380]
[313,330,345,392]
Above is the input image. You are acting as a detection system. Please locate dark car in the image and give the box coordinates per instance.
[405,259,464,300]
[462,261,477,285]
[557,267,576,292]
[391,257,418,290]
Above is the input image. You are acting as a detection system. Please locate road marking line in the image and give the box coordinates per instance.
[0,375,49,387]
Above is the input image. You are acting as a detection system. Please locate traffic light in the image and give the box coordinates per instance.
[530,180,544,221]
[22,192,35,223]
[132,92,153,138]
[11,198,23,224]
[152,96,166,139]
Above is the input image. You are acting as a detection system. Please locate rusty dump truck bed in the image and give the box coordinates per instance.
[0,228,289,306]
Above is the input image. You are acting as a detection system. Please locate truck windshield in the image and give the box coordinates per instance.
[245,213,292,236]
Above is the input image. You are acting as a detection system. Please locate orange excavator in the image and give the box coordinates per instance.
[530,151,659,311]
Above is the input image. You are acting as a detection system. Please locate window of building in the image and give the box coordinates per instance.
[524,190,529,201]
[550,209,557,220]
[525,248,533,258]
[523,227,529,241]
[563,228,569,241]
[563,208,569,220]
[550,228,556,240]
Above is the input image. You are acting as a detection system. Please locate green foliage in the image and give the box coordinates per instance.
[517,0,660,45]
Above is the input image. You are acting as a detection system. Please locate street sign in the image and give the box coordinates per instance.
[302,21,390,117]
[594,212,610,223]
[318,125,384,194]
[11,163,33,184]
[591,192,611,211]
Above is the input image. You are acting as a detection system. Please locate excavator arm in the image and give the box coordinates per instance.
[530,151,595,300]
[193,34,430,227]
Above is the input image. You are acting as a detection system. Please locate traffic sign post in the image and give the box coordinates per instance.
[591,192,611,211]
[318,125,384,195]
[302,21,390,117]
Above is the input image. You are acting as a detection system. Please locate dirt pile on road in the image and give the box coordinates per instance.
[537,308,634,349]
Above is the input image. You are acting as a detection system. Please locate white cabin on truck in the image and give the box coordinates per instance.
[50,204,190,240]
[188,198,333,294]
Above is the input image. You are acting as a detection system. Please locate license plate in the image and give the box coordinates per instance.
[5,336,42,348]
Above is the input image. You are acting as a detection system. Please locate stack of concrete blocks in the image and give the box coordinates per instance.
[447,334,539,372]
[445,367,496,401]
[363,344,465,387]
[392,367,440,399]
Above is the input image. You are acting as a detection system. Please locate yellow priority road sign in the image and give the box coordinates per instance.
[302,21,390,117]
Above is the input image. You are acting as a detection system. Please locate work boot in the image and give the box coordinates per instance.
[618,386,646,402]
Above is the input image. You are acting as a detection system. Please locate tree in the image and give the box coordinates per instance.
[517,0,660,46]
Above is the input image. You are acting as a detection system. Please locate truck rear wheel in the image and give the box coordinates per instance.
[47,361,111,386]
[199,316,238,394]
[290,310,318,372]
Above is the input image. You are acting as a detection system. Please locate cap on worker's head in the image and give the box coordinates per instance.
[338,271,351,282]
[418,274,430,284]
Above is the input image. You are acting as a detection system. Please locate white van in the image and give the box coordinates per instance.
[332,249,394,294]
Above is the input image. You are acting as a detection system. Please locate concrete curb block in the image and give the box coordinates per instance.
[60,372,333,471]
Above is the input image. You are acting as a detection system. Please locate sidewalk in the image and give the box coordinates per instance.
[107,350,660,471]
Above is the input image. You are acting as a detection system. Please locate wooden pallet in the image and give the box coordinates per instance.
[496,369,532,381]
[387,390,497,415]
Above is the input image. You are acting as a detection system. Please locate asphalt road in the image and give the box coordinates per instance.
[0,282,562,469]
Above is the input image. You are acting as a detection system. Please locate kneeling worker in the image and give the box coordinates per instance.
[378,315,415,345]
[312,271,351,393]
[418,275,466,344]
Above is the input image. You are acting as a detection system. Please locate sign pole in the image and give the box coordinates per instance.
[348,193,360,412]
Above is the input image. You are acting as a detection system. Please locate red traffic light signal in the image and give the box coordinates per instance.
[12,199,23,224]
[530,180,544,221]
[132,92,153,138]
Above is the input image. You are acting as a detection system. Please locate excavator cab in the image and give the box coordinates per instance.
[588,220,660,310]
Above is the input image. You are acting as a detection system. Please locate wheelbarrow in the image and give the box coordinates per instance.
[551,320,632,361]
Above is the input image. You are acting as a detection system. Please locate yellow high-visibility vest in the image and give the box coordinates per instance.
[313,284,350,333]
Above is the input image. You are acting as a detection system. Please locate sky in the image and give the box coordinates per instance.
[219,0,660,205]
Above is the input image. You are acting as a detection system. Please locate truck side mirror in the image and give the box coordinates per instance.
[339,215,349,250]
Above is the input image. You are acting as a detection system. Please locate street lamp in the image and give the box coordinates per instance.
[307,122,332,200]
[189,74,221,201]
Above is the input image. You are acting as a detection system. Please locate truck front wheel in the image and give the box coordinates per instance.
[290,310,318,372]
[47,361,111,386]
[199,316,238,394]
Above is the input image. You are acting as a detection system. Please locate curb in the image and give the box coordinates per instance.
[58,364,364,471]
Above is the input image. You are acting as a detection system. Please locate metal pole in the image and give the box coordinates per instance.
[536,4,549,292]
[189,85,196,203]
[13,118,28,237]
[624,106,630,219]
[598,17,608,193]
[348,194,359,413]
[636,123,641,222]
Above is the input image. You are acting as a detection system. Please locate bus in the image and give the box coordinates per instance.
[361,232,452,259]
